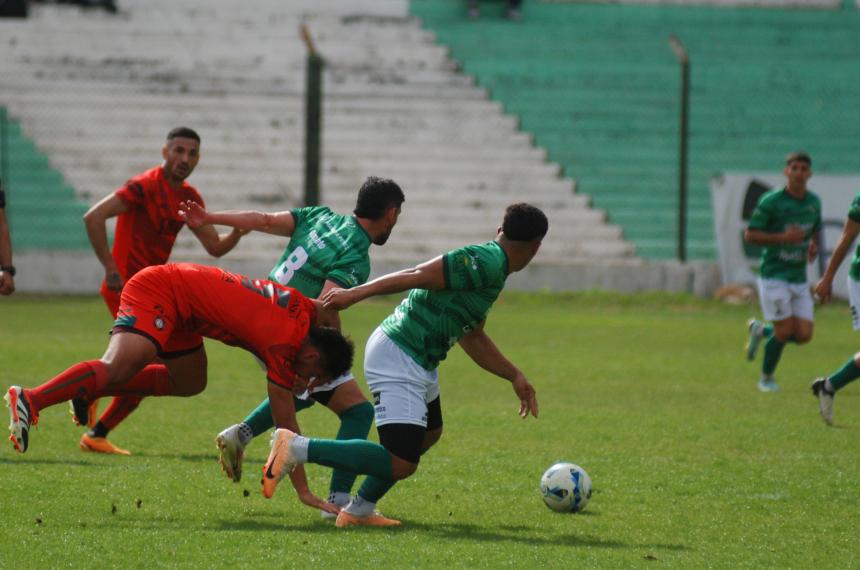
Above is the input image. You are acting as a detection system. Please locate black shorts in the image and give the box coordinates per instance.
[377,397,442,464]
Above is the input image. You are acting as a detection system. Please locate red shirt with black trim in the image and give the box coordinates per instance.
[167,264,316,389]
[112,166,203,280]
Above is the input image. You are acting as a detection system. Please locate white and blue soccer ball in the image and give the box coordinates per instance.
[540,462,592,513]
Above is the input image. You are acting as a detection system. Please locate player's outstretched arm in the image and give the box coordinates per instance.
[267,381,339,514]
[457,322,539,419]
[322,255,446,310]
[815,218,860,303]
[83,194,129,291]
[179,200,296,236]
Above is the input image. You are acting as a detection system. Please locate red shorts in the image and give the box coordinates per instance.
[113,266,203,357]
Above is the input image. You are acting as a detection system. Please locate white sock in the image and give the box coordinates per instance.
[344,496,376,517]
[236,423,253,446]
[289,434,310,463]
[327,491,351,507]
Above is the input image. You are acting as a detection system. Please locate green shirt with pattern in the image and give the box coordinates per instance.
[845,192,860,281]
[268,206,372,297]
[747,187,822,284]
[381,241,510,371]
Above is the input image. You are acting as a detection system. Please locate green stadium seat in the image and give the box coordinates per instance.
[411,0,860,259]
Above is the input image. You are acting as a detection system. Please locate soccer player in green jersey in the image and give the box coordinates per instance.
[810,190,860,425]
[179,176,404,515]
[744,152,822,392]
[258,203,546,528]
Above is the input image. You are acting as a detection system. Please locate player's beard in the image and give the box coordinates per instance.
[372,230,391,246]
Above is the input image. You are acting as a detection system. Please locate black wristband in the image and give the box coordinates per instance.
[1,265,15,276]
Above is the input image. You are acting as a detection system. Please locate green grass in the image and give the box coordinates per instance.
[1,292,859,568]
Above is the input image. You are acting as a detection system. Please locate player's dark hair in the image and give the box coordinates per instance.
[308,326,354,379]
[785,151,811,167]
[353,177,405,220]
[167,126,201,143]
[502,203,548,242]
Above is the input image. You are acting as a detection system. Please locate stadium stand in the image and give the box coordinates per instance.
[411,0,860,260]
[0,0,653,294]
[0,115,89,249]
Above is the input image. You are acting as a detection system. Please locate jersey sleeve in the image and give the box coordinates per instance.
[849,193,860,224]
[114,178,146,208]
[442,245,502,291]
[747,195,774,231]
[290,206,318,228]
[185,186,205,209]
[813,197,822,233]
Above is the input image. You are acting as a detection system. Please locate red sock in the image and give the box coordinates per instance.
[98,396,144,430]
[27,360,109,412]
[98,364,172,398]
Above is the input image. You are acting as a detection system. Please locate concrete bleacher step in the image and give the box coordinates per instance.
[0,0,635,278]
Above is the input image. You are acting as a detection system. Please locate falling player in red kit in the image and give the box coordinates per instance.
[5,263,353,514]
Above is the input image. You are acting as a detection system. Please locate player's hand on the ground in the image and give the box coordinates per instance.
[512,373,538,419]
[321,287,358,310]
[807,240,818,262]
[177,200,208,229]
[814,278,832,304]
[782,225,805,245]
[105,269,123,292]
[0,271,14,295]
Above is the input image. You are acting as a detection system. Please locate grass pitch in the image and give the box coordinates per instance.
[0,292,858,569]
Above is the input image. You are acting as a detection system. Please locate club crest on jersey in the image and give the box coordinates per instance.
[154,316,165,330]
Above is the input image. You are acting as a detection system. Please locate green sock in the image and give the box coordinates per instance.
[308,438,394,480]
[243,398,275,437]
[242,396,315,438]
[357,475,397,504]
[828,358,860,391]
[329,401,374,494]
[762,323,774,338]
[762,336,786,376]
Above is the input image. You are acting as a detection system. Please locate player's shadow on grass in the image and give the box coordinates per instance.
[0,456,97,467]
[214,519,688,551]
[133,451,221,463]
[407,521,688,550]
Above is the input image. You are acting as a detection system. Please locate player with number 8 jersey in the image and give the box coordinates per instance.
[180,176,405,516]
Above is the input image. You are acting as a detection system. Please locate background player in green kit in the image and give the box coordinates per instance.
[258,203,546,528]
[810,190,860,425]
[178,176,404,514]
[744,152,822,392]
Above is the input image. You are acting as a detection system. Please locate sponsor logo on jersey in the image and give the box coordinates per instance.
[309,230,326,250]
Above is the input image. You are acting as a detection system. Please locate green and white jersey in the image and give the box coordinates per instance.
[381,241,509,371]
[268,206,372,297]
[748,187,822,284]
[846,192,860,281]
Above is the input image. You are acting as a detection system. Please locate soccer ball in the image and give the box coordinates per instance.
[540,462,592,513]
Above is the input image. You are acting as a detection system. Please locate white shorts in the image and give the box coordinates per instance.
[295,371,356,401]
[364,327,439,428]
[757,278,814,322]
[847,277,860,331]
[255,355,354,400]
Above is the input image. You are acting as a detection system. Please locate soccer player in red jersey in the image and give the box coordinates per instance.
[77,127,246,454]
[5,263,353,513]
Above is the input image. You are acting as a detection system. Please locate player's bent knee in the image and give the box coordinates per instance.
[341,400,374,426]
[173,377,207,397]
[389,455,419,480]
[421,427,443,454]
